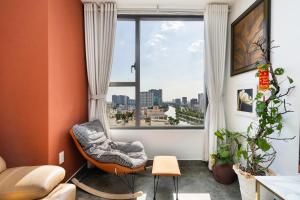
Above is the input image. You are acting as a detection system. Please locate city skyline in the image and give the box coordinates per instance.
[108,88,204,104]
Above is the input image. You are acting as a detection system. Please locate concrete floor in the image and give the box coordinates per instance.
[75,161,241,200]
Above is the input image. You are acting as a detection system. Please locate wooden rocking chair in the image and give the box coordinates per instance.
[70,129,146,199]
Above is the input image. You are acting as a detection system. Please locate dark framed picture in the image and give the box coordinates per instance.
[231,0,271,76]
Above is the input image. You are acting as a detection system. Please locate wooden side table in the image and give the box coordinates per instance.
[152,156,181,200]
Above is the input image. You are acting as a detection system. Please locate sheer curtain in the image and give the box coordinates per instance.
[204,4,229,169]
[83,2,117,138]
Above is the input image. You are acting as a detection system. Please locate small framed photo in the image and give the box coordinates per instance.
[236,84,257,118]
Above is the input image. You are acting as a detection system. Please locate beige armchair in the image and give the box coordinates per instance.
[0,156,75,200]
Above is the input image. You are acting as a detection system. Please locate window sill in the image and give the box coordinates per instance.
[110,126,204,130]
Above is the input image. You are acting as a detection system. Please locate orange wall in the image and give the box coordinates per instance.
[0,0,88,179]
[48,0,87,179]
[0,0,49,167]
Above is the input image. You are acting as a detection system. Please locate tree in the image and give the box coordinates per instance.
[237,39,295,175]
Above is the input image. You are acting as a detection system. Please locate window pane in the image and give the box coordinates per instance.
[140,20,205,127]
[110,20,135,82]
[107,87,136,128]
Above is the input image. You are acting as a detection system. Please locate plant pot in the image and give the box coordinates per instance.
[212,163,236,184]
[233,164,276,200]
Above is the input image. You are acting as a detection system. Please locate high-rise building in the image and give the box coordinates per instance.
[175,98,181,106]
[149,89,163,106]
[190,98,198,107]
[128,99,135,106]
[140,89,163,107]
[182,97,187,105]
[112,95,129,108]
[198,93,206,113]
[140,92,154,108]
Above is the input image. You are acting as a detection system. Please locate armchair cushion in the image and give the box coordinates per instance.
[41,183,76,200]
[0,165,65,200]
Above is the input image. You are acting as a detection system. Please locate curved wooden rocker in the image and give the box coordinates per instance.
[70,129,146,199]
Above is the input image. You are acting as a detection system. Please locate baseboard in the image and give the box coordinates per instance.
[66,163,86,183]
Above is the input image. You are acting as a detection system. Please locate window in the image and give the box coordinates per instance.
[107,16,205,129]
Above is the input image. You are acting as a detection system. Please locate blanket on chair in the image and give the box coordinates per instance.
[73,120,147,169]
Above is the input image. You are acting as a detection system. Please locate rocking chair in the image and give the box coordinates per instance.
[70,121,147,199]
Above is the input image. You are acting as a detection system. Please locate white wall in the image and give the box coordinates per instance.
[224,0,300,175]
[111,129,205,160]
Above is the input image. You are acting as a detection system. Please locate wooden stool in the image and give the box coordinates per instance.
[152,156,181,200]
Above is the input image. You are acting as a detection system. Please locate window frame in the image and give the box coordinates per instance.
[109,15,205,130]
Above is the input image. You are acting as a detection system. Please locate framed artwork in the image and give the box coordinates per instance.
[236,84,257,118]
[231,0,271,76]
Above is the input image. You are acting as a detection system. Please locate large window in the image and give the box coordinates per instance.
[107,16,205,129]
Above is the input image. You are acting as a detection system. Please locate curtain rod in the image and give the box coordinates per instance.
[81,0,229,15]
[117,7,204,16]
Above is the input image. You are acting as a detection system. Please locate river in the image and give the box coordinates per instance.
[164,105,190,126]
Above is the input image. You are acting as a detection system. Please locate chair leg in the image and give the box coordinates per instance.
[72,178,143,199]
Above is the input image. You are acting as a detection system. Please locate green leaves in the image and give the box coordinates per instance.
[274,68,284,75]
[256,101,267,115]
[277,123,283,131]
[266,127,274,135]
[287,76,294,84]
[236,146,248,161]
[220,150,230,159]
[214,130,224,141]
[256,138,271,152]
[256,92,263,100]
[213,129,243,165]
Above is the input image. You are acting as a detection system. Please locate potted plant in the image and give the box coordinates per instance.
[233,39,295,200]
[211,129,242,184]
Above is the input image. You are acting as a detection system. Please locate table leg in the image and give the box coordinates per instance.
[173,176,179,200]
[256,180,260,200]
[153,175,160,200]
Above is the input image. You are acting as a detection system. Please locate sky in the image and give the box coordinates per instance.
[108,20,204,102]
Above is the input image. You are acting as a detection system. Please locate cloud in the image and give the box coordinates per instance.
[188,40,204,53]
[146,33,166,47]
[160,21,185,32]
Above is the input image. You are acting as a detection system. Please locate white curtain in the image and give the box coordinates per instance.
[83,2,117,138]
[204,4,229,170]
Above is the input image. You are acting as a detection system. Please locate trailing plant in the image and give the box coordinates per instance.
[236,39,295,175]
[211,129,242,166]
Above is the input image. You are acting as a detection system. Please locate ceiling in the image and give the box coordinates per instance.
[116,0,236,9]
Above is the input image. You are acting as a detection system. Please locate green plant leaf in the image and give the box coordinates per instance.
[277,123,283,131]
[256,138,271,152]
[266,128,273,135]
[274,68,284,75]
[242,151,248,160]
[255,72,260,77]
[256,92,263,100]
[214,130,224,140]
[256,102,267,114]
[287,76,294,84]
[220,150,230,159]
[273,99,281,104]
